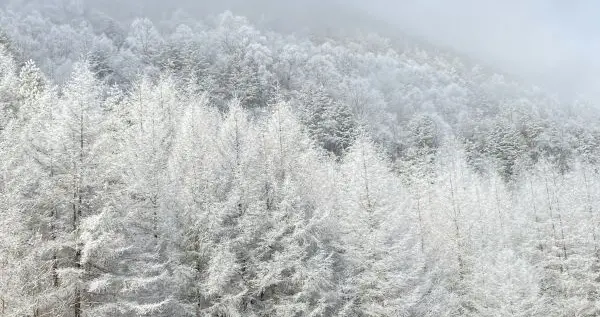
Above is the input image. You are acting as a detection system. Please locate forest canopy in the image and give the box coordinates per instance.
[1,1,600,316]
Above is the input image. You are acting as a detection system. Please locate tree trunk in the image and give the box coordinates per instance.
[74,249,82,317]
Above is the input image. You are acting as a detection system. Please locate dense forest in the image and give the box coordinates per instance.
[1,1,600,316]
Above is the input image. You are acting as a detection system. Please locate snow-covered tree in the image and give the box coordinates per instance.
[337,136,418,316]
[251,102,339,316]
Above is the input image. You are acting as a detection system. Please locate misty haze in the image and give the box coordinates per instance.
[1,1,600,316]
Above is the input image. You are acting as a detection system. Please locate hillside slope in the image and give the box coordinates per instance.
[1,2,600,316]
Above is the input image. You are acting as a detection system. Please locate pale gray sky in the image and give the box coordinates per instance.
[345,0,600,98]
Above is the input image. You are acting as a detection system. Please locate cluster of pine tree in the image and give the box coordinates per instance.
[1,3,600,317]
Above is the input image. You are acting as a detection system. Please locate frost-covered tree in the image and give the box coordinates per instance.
[195,101,268,316]
[125,18,163,61]
[1,61,107,317]
[168,92,222,315]
[298,84,358,157]
[251,102,339,316]
[54,62,108,317]
[0,54,53,317]
[336,136,419,316]
[100,75,184,316]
